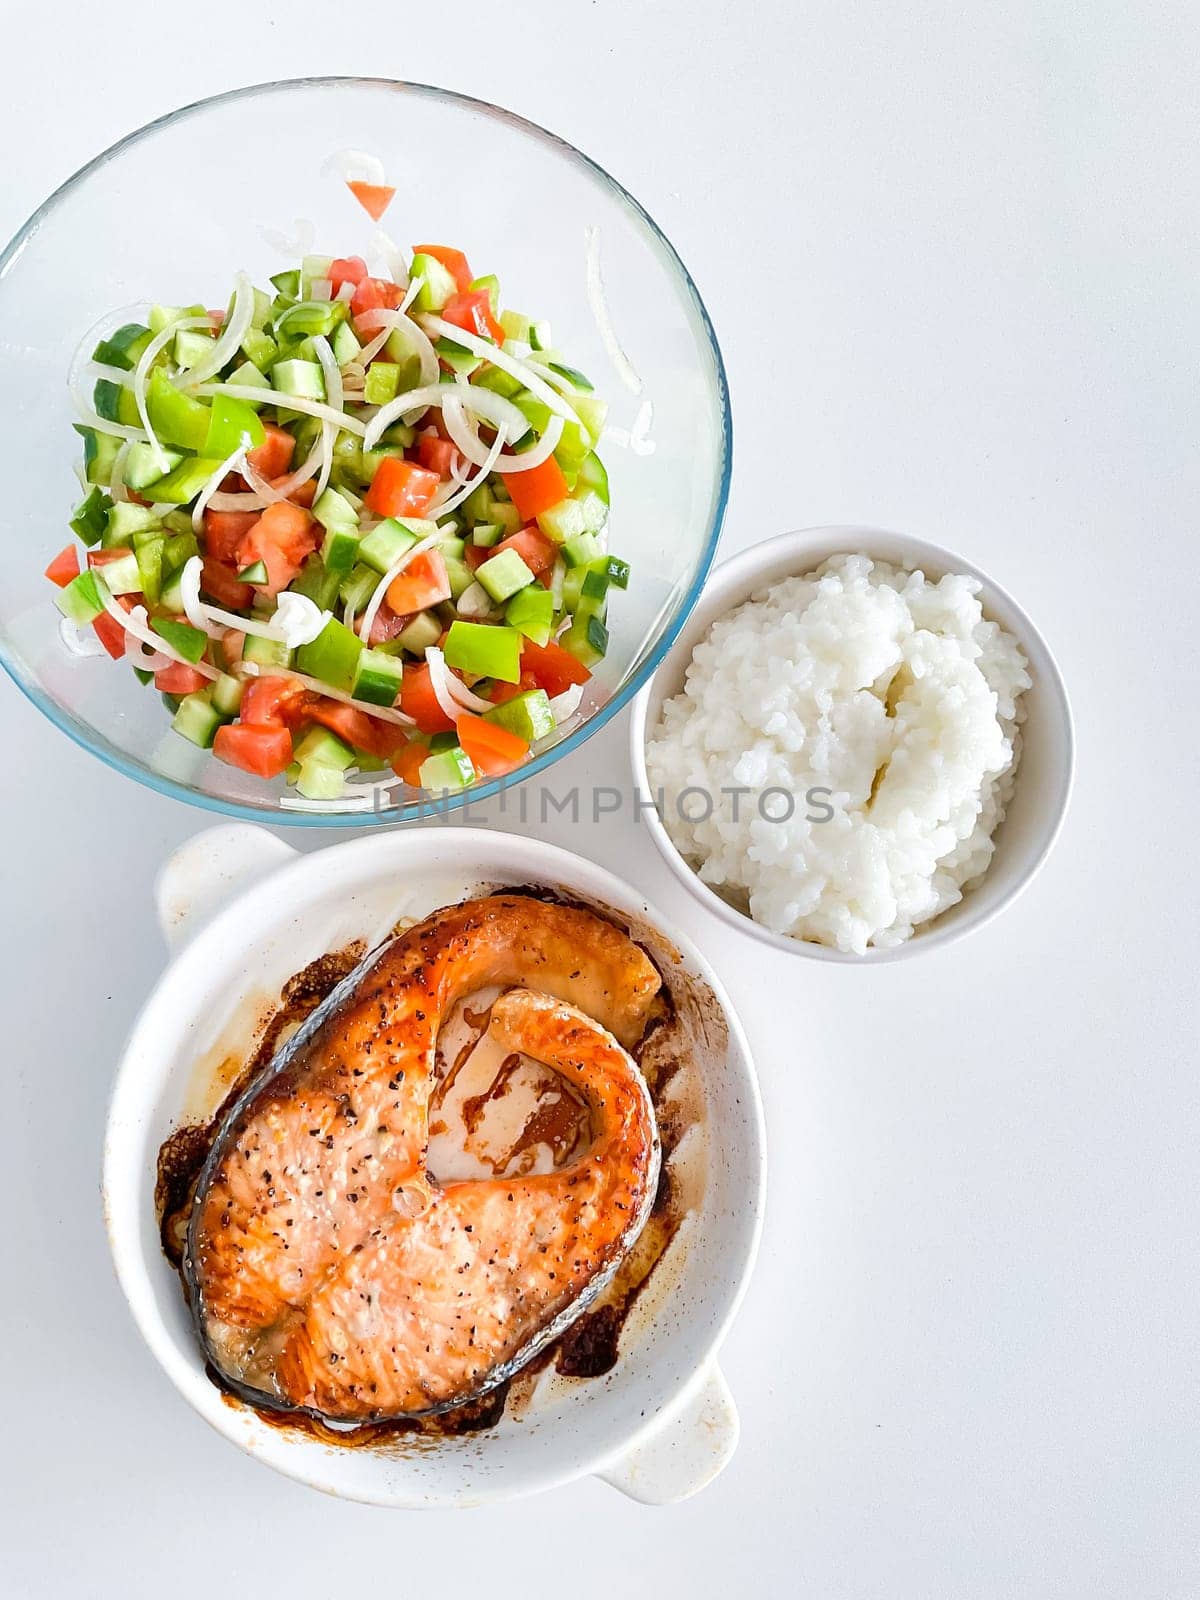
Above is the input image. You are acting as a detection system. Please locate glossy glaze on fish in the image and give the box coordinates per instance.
[184,895,661,1422]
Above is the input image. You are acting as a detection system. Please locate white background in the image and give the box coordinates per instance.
[2,4,1197,1597]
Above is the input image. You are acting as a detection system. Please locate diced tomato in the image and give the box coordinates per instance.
[455,712,530,778]
[392,741,428,788]
[213,722,293,779]
[386,549,451,614]
[237,501,318,596]
[87,546,133,568]
[502,457,569,522]
[153,661,209,695]
[201,557,253,611]
[279,475,318,508]
[125,488,150,507]
[412,244,473,293]
[328,256,369,294]
[519,636,590,697]
[441,290,504,345]
[246,423,296,481]
[494,525,557,578]
[44,545,80,587]
[92,610,129,660]
[487,671,540,705]
[241,674,307,727]
[347,182,396,222]
[464,542,488,572]
[367,601,410,647]
[416,432,456,477]
[365,457,441,519]
[400,662,455,734]
[306,699,408,760]
[220,628,245,666]
[351,276,404,319]
[204,509,260,564]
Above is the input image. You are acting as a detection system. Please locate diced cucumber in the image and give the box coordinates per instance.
[271,358,326,401]
[211,672,244,717]
[489,500,521,534]
[163,527,199,568]
[151,617,208,663]
[395,610,443,655]
[500,309,532,343]
[562,611,609,668]
[351,647,405,706]
[321,523,360,577]
[363,362,402,405]
[577,489,609,534]
[604,556,630,590]
[160,567,185,613]
[577,450,609,506]
[132,667,154,686]
[472,364,523,399]
[443,554,475,601]
[359,518,417,574]
[505,584,555,645]
[54,570,105,625]
[226,361,270,402]
[339,563,381,613]
[411,253,457,313]
[563,561,610,617]
[124,440,183,491]
[294,616,363,692]
[269,270,300,304]
[242,634,293,669]
[93,378,140,427]
[484,687,556,743]
[77,426,121,488]
[462,482,492,525]
[70,487,111,547]
[172,691,224,749]
[471,523,503,549]
[106,501,162,543]
[379,420,417,449]
[148,303,206,335]
[438,535,466,560]
[98,551,141,595]
[477,548,535,603]
[572,394,608,444]
[147,367,212,452]
[174,328,218,371]
[142,456,222,505]
[546,361,593,392]
[434,337,481,377]
[537,497,589,544]
[296,761,348,800]
[312,486,359,532]
[294,726,356,770]
[444,621,523,683]
[418,746,475,792]
[529,319,552,352]
[331,320,361,367]
[469,274,500,314]
[563,532,605,568]
[93,322,152,371]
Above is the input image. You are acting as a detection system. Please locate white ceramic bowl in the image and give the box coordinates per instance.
[629,526,1074,963]
[103,824,765,1507]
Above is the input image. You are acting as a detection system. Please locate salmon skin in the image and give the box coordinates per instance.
[183,895,661,1424]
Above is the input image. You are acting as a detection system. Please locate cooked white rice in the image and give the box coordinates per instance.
[645,554,1031,953]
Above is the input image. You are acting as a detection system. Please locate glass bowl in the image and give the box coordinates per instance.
[0,78,729,824]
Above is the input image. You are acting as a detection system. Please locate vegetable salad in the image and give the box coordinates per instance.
[48,243,624,802]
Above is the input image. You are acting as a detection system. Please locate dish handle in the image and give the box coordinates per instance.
[155,823,299,951]
[596,1362,739,1504]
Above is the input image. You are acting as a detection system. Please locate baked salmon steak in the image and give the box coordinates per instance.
[184,895,662,1423]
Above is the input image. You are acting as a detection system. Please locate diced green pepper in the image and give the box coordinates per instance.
[505,584,555,645]
[147,367,212,452]
[151,617,208,664]
[142,456,222,505]
[204,393,266,458]
[294,616,363,692]
[443,621,523,684]
[241,327,278,371]
[237,559,269,584]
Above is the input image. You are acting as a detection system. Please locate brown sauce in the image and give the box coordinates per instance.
[155,888,695,1449]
